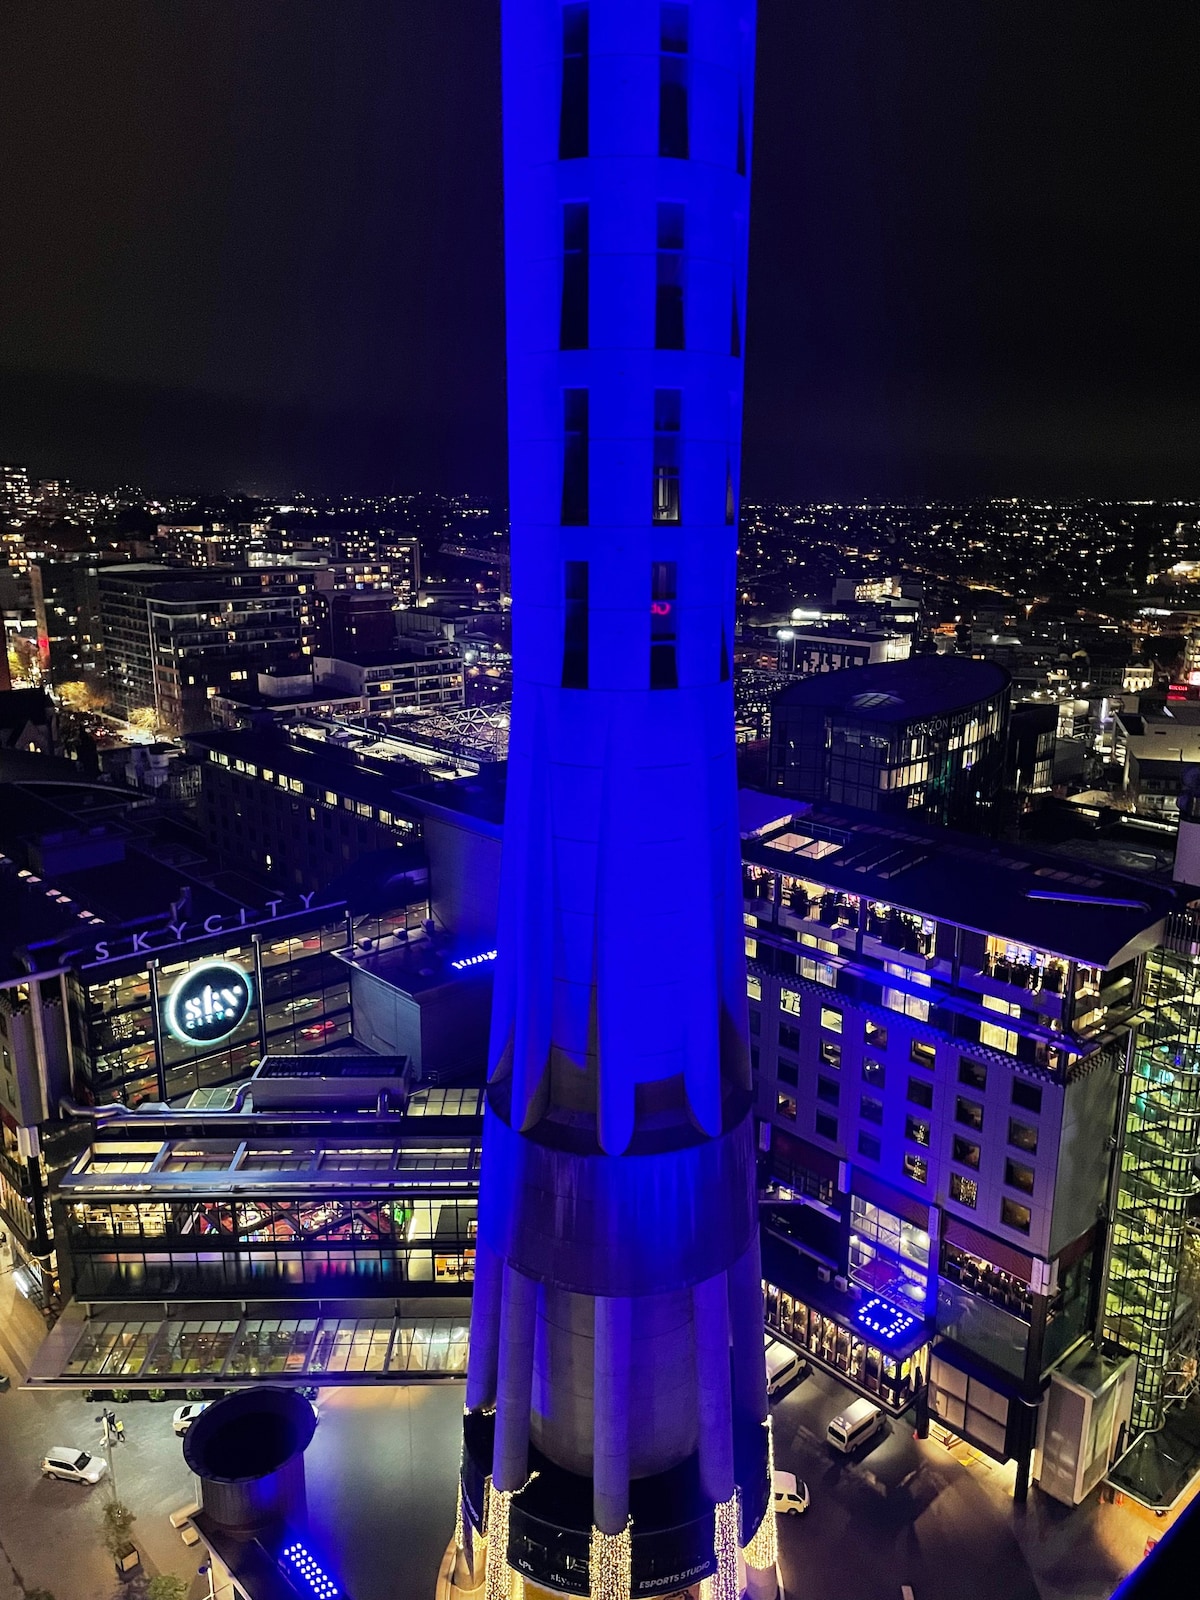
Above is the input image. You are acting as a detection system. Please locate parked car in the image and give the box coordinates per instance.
[764,1335,806,1398]
[41,1448,107,1485]
[171,1402,210,1435]
[826,1396,884,1455]
[772,1470,810,1516]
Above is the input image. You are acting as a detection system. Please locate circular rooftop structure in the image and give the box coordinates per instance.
[773,655,1011,722]
[183,1385,315,1531]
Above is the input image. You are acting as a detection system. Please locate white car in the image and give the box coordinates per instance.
[41,1447,107,1485]
[772,1470,810,1516]
[172,1402,210,1435]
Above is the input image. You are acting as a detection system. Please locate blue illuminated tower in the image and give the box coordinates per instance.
[454,4,770,1598]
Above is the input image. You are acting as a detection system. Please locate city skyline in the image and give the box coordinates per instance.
[2,2,1199,500]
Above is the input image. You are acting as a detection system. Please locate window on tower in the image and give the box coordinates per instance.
[656,204,686,349]
[731,282,741,357]
[560,4,589,160]
[725,458,736,524]
[652,389,682,523]
[561,390,589,525]
[737,86,747,175]
[650,561,678,689]
[562,561,589,688]
[659,3,689,159]
[561,203,589,349]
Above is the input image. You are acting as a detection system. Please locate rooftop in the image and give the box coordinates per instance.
[741,793,1176,968]
[772,655,1010,722]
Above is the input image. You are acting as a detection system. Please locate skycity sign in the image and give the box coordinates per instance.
[163,959,254,1046]
[78,892,332,968]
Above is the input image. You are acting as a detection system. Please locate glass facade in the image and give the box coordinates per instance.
[70,904,417,1107]
[65,1188,477,1298]
[763,1279,928,1411]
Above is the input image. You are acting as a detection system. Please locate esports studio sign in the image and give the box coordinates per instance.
[163,959,254,1046]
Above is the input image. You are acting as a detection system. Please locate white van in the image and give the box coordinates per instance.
[764,1336,805,1397]
[826,1396,883,1454]
[771,1470,810,1516]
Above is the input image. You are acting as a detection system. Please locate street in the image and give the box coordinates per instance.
[0,1323,1160,1600]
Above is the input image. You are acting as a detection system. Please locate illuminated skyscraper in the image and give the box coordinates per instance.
[454,4,769,1597]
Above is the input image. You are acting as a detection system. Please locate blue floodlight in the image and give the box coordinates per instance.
[854,1295,920,1346]
[280,1540,341,1600]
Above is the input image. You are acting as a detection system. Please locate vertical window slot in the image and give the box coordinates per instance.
[652,389,682,524]
[560,4,589,160]
[561,203,589,349]
[562,390,589,526]
[650,560,678,690]
[656,203,686,350]
[562,561,589,688]
[659,4,690,159]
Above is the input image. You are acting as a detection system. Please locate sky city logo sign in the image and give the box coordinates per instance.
[164,959,254,1045]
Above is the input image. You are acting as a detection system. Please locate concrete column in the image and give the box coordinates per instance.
[493,1265,538,1493]
[727,1235,767,1426]
[466,1238,504,1412]
[693,1273,735,1505]
[593,1296,631,1534]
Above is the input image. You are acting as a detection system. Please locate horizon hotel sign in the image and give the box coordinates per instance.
[163,958,254,1046]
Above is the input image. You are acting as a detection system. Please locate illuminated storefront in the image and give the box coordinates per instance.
[762,1275,929,1414]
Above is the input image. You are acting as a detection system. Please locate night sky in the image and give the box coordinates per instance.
[1,1,1198,502]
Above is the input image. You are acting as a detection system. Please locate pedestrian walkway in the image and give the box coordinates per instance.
[0,1259,51,1380]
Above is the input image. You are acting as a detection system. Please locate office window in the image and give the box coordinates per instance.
[815,1111,838,1142]
[656,204,686,349]
[857,1131,881,1162]
[905,1116,930,1148]
[652,389,682,522]
[1004,1159,1035,1196]
[866,1021,888,1050]
[1001,1197,1031,1235]
[778,1060,798,1088]
[649,561,678,689]
[1008,1119,1039,1156]
[949,1173,978,1210]
[560,203,589,349]
[730,283,741,356]
[778,1022,799,1052]
[561,389,589,524]
[780,989,801,1016]
[776,1094,797,1123]
[819,1040,842,1070]
[562,561,589,688]
[659,3,689,158]
[820,1007,843,1035]
[903,1152,928,1184]
[910,1039,935,1070]
[1012,1080,1042,1114]
[863,1059,886,1089]
[860,1094,884,1125]
[817,1076,839,1107]
[560,3,589,159]
[907,1077,934,1110]
[955,1097,984,1132]
[952,1136,981,1170]
[958,1057,987,1091]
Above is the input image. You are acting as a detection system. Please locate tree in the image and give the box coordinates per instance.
[56,680,110,715]
[127,706,162,736]
[99,1498,137,1560]
[147,1576,189,1600]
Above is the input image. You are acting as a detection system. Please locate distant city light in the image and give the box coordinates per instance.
[854,1296,919,1346]
[451,949,498,971]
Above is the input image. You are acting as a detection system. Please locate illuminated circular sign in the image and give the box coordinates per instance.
[164,959,254,1046]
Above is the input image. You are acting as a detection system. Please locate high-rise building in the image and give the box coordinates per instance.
[769,656,1011,832]
[453,5,769,1600]
[98,564,308,733]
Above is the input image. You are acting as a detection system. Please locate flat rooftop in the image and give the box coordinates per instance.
[772,655,1010,722]
[741,793,1176,968]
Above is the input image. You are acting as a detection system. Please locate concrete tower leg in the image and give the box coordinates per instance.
[493,1265,538,1493]
[693,1273,735,1506]
[593,1296,632,1534]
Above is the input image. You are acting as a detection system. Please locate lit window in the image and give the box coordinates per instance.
[863,1059,886,1088]
[776,1093,797,1123]
[910,1039,935,1070]
[652,389,682,522]
[1001,1197,1031,1235]
[779,988,801,1016]
[903,1152,928,1184]
[1004,1159,1035,1196]
[904,1115,930,1147]
[949,1172,978,1209]
[820,1007,842,1035]
[819,1040,841,1070]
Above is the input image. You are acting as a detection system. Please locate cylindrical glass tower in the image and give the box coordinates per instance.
[456,4,769,1596]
